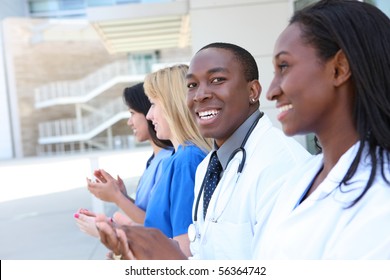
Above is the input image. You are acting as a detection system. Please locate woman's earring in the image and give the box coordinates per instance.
[251,98,256,103]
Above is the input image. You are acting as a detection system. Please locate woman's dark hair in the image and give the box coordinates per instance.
[123,82,172,149]
[291,0,390,207]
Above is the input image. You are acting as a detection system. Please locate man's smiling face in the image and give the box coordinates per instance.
[186,48,257,147]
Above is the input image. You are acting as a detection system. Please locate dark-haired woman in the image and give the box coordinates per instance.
[253,0,390,259]
[75,82,173,235]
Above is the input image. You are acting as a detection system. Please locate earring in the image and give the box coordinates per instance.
[251,98,256,103]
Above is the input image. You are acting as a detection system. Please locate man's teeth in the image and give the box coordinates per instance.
[279,104,293,112]
[198,110,219,119]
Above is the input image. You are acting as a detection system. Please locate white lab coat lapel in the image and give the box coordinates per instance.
[273,143,361,223]
[205,115,266,221]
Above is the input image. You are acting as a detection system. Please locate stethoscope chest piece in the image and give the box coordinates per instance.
[188,223,198,242]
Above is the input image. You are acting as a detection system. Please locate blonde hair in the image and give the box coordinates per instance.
[144,64,212,152]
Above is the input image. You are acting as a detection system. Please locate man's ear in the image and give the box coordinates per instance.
[333,49,351,87]
[249,80,262,103]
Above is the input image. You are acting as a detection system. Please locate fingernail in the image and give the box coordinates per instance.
[74,213,79,219]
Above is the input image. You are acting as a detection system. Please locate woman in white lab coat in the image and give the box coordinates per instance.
[252,0,390,259]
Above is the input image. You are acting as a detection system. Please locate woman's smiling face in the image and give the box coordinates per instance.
[267,23,338,137]
[146,97,171,141]
[127,109,150,142]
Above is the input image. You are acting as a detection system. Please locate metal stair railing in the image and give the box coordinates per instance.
[34,58,149,107]
[35,134,150,156]
[38,97,128,143]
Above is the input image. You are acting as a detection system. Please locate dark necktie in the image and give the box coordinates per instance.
[203,152,222,219]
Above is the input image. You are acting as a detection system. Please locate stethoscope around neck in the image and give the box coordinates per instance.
[188,112,264,242]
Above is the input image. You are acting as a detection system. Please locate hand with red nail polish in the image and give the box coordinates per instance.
[74,212,100,238]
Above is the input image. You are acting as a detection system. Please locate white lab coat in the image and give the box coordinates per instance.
[252,142,390,259]
[190,114,311,259]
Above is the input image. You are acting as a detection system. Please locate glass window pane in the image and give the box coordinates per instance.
[87,0,114,7]
[59,0,86,10]
[29,1,59,13]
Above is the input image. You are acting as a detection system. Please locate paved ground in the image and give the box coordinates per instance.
[0,148,150,260]
[0,179,138,260]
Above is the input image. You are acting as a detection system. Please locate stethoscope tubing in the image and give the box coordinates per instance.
[193,112,263,223]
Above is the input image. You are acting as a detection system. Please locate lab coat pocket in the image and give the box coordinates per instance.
[210,221,253,259]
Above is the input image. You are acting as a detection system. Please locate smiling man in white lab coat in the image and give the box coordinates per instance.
[185,42,310,259]
[96,42,310,260]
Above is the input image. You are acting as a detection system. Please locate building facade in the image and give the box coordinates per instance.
[1,0,389,159]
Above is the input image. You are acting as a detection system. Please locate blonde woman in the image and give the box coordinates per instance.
[142,64,211,257]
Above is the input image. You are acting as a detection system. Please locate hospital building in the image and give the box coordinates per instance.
[0,0,388,160]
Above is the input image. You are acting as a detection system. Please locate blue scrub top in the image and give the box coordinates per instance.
[144,144,207,238]
[134,147,173,211]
